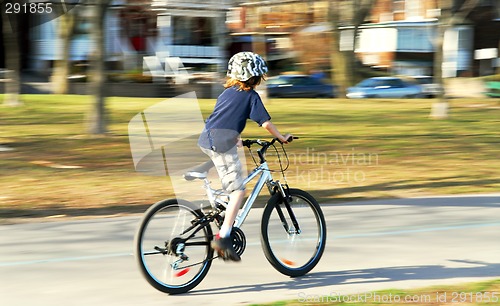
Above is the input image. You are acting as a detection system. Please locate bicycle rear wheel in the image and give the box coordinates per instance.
[134,199,213,294]
[261,189,326,277]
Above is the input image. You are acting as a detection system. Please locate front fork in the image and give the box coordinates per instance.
[273,182,301,235]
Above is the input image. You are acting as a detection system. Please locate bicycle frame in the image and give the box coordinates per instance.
[235,161,275,228]
[202,160,278,229]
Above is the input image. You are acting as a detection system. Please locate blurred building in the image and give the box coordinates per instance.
[24,0,230,74]
[150,0,230,72]
[1,0,498,79]
[29,0,132,72]
[229,0,500,77]
[227,0,326,74]
[362,0,500,76]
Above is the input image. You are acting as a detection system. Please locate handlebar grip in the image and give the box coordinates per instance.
[277,135,298,144]
[242,139,253,147]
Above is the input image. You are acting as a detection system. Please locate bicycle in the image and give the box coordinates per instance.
[134,137,327,294]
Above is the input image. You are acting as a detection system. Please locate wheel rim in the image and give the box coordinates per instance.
[265,195,324,270]
[138,204,211,289]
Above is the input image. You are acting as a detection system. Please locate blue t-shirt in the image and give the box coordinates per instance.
[198,86,271,152]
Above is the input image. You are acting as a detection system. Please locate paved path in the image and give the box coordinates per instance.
[1,195,499,305]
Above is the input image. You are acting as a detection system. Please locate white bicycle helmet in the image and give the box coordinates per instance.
[227,52,268,82]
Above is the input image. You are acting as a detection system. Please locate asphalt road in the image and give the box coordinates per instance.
[1,194,499,305]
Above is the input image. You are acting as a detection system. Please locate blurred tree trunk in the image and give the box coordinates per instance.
[351,0,376,84]
[50,10,77,94]
[329,0,375,98]
[431,0,480,119]
[430,1,451,119]
[87,0,111,135]
[329,0,348,98]
[1,10,22,106]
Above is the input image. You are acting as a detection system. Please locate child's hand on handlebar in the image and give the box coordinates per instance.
[279,134,293,144]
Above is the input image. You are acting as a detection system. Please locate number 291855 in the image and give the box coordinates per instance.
[5,2,53,14]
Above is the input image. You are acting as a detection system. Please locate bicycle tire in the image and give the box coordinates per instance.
[261,189,326,277]
[134,199,213,294]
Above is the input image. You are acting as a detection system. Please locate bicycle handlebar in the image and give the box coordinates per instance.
[242,136,297,148]
[242,136,298,165]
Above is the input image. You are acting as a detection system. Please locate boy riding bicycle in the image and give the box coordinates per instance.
[198,52,291,261]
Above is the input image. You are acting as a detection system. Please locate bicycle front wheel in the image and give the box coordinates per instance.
[261,189,326,277]
[134,199,213,294]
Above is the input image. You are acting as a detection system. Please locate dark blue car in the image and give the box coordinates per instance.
[266,75,335,98]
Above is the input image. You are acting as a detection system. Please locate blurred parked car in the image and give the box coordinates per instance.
[411,76,443,98]
[267,75,335,98]
[347,76,422,99]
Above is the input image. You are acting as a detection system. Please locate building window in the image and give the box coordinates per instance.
[226,8,241,25]
[173,16,214,46]
[406,0,422,19]
[74,7,93,36]
[397,27,433,52]
[120,7,157,52]
[393,0,405,12]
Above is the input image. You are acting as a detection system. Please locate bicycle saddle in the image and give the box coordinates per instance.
[183,160,215,181]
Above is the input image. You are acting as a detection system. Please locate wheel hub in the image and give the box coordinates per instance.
[167,237,185,255]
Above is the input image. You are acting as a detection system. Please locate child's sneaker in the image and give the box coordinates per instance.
[211,235,241,262]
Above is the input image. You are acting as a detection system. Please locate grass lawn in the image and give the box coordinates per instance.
[250,279,500,305]
[1,94,499,221]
